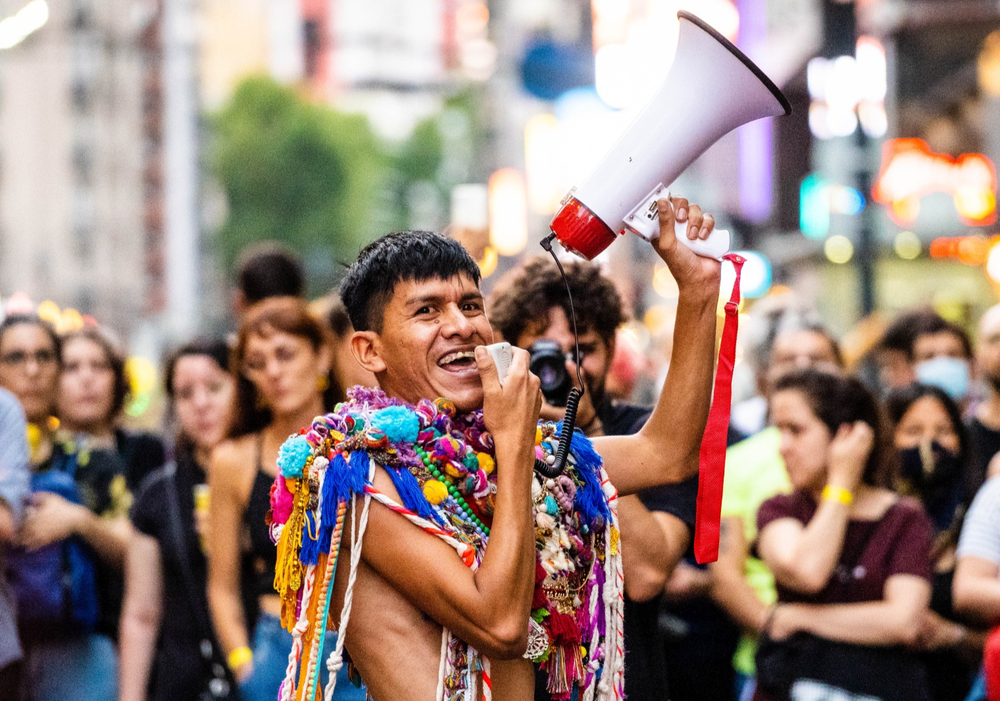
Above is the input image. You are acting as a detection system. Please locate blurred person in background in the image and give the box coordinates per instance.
[729,295,818,439]
[0,315,62,464]
[324,294,377,392]
[968,304,1000,503]
[55,326,166,491]
[707,316,843,701]
[233,242,306,321]
[489,256,695,701]
[753,368,933,701]
[11,324,154,701]
[953,470,1000,701]
[886,384,984,701]
[0,387,31,691]
[119,340,237,701]
[877,309,973,404]
[207,297,365,701]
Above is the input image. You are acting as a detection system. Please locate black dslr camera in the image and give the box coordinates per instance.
[529,339,573,407]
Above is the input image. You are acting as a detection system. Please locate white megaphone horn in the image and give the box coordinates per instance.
[550,11,791,261]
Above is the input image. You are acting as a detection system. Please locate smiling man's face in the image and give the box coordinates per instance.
[366,274,494,412]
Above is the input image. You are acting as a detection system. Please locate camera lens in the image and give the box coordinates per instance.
[529,339,572,407]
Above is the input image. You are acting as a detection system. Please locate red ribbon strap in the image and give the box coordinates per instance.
[694,253,744,564]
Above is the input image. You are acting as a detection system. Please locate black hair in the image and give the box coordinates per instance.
[340,231,482,332]
[884,382,968,466]
[237,241,306,305]
[0,314,61,360]
[881,309,972,360]
[774,368,891,488]
[164,338,231,399]
[489,256,625,346]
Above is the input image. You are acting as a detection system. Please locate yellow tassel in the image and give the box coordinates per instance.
[274,473,311,628]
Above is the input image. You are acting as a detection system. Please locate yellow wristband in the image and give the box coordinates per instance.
[227,646,253,671]
[822,485,854,505]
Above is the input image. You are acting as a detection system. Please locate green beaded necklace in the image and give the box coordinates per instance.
[414,444,490,537]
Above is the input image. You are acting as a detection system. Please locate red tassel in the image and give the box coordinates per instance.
[532,563,549,609]
[548,611,580,645]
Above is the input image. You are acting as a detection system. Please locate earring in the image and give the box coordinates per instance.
[316,374,330,392]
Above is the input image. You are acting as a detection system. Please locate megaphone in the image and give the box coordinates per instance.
[550,11,791,260]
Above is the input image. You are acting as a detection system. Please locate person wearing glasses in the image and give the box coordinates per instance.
[206,297,366,701]
[6,322,164,701]
[0,314,62,466]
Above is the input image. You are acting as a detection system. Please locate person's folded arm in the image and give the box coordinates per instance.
[769,574,930,647]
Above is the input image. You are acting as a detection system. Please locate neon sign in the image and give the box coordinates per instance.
[872,138,997,226]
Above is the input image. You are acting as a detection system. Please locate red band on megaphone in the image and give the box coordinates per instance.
[550,197,618,261]
[694,253,745,564]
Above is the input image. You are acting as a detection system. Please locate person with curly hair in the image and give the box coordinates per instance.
[490,256,697,701]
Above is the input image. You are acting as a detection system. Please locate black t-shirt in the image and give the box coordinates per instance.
[534,399,698,701]
[130,451,209,641]
[964,416,1000,504]
[116,429,167,493]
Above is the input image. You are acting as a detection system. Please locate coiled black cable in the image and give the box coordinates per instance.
[533,233,584,478]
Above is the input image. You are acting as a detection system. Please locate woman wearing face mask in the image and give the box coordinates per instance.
[886,384,985,701]
[12,325,162,701]
[753,368,934,701]
[207,297,366,701]
[119,340,237,701]
[0,315,61,464]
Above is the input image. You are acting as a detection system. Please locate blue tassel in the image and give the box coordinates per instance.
[559,426,611,528]
[386,466,436,521]
[347,451,370,494]
[318,455,349,551]
[300,510,321,565]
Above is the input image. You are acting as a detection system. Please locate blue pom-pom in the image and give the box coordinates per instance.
[277,435,312,478]
[370,406,420,444]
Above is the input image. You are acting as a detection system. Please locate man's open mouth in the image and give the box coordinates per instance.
[438,350,477,372]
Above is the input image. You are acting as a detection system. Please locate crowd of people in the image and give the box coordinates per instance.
[0,216,999,701]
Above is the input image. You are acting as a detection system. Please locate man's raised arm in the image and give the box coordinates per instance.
[595,196,722,496]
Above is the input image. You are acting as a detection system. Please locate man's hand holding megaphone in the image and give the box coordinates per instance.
[651,195,722,295]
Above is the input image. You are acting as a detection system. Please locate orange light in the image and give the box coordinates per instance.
[956,187,997,223]
[891,197,920,223]
[929,238,955,259]
[873,138,997,226]
[958,236,990,266]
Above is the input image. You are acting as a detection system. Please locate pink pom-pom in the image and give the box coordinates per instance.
[271,475,295,524]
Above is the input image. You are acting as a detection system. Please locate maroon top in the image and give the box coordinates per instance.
[757,491,933,604]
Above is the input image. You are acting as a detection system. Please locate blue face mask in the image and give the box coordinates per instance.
[914,356,970,400]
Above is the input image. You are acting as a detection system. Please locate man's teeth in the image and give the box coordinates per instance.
[439,351,476,366]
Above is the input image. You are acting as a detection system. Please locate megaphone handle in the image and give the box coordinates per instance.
[622,188,731,260]
[674,222,731,260]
